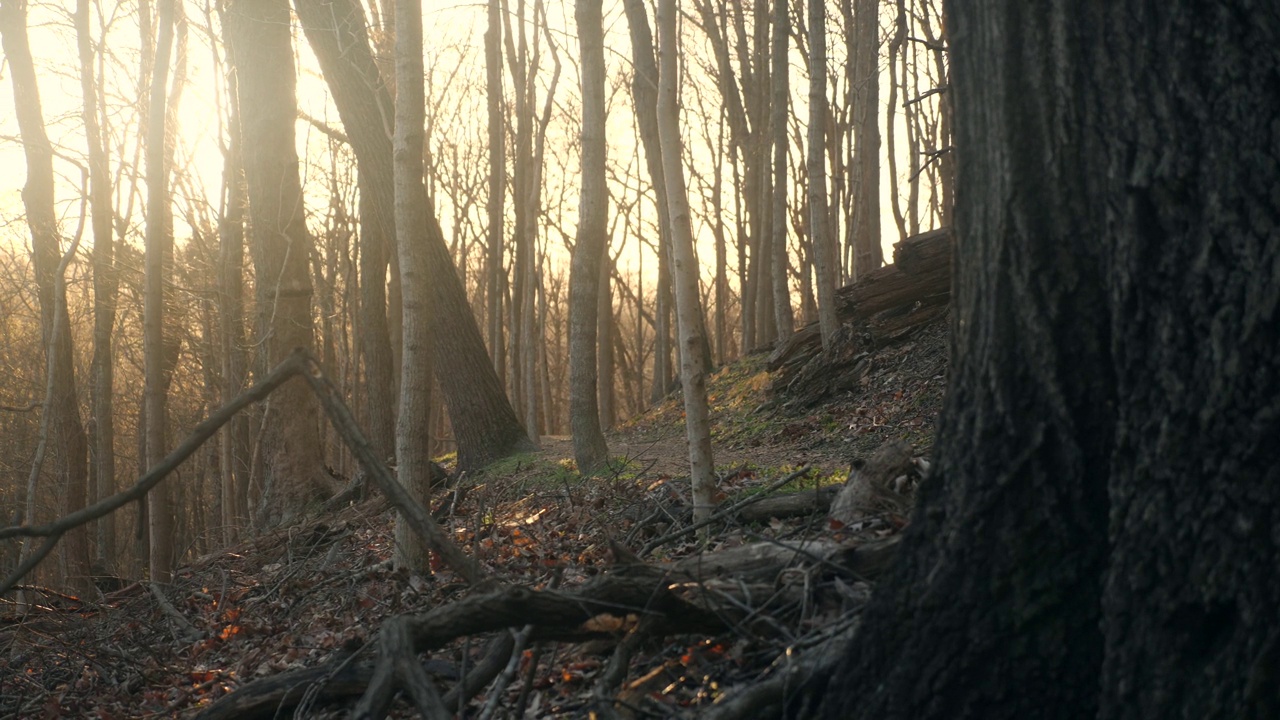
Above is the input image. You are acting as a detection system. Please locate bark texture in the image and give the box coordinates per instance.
[815,3,1280,719]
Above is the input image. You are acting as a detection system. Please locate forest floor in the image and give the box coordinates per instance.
[0,314,948,719]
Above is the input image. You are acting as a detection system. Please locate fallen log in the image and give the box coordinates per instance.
[768,228,953,374]
[737,485,841,523]
[193,531,899,719]
[665,536,901,584]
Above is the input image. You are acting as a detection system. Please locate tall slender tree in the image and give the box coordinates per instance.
[484,0,506,382]
[809,0,838,349]
[143,0,177,581]
[391,0,431,573]
[769,0,793,343]
[567,0,610,473]
[656,0,716,522]
[622,0,675,404]
[76,0,120,568]
[0,0,92,592]
[848,0,882,280]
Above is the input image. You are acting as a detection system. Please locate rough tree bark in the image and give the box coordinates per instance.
[813,3,1280,719]
[295,0,533,472]
[567,0,610,473]
[224,0,328,526]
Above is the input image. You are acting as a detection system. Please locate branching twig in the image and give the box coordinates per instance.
[1,349,486,594]
[0,353,308,595]
[477,625,532,720]
[147,582,201,642]
[640,467,813,557]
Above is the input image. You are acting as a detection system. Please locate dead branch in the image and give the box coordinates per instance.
[639,467,814,556]
[295,353,487,586]
[0,352,310,595]
[1,349,485,595]
[701,621,859,720]
[146,582,200,642]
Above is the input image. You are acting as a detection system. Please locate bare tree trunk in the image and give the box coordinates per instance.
[597,252,614,431]
[809,0,838,350]
[76,0,119,570]
[1,0,92,594]
[485,0,506,382]
[711,114,729,364]
[849,0,883,281]
[225,0,327,526]
[568,0,610,473]
[656,0,716,523]
[214,48,251,541]
[357,168,396,471]
[143,0,176,582]
[816,3,1280,718]
[391,0,431,574]
[769,0,793,343]
[621,0,674,404]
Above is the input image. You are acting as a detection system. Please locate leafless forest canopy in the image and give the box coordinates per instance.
[0,0,948,586]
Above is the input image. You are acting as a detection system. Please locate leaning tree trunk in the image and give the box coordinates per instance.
[295,0,533,472]
[224,0,328,526]
[814,3,1280,720]
[567,0,610,474]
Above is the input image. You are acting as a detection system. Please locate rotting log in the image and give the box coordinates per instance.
[768,228,953,374]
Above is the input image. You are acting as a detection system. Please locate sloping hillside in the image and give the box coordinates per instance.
[1,311,949,718]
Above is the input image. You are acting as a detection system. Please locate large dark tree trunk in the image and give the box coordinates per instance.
[224,0,327,526]
[295,0,533,472]
[814,3,1280,720]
